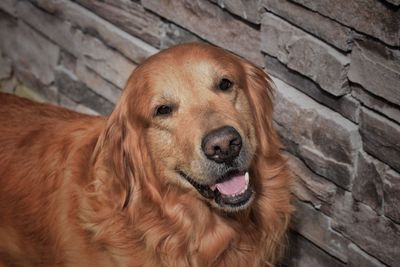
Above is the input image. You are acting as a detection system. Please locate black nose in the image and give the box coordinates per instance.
[201,126,242,164]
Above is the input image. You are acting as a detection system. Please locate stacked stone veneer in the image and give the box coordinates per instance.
[0,1,399,266]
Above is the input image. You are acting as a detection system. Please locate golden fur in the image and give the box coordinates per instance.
[0,43,292,267]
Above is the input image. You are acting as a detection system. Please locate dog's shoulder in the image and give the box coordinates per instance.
[0,92,94,122]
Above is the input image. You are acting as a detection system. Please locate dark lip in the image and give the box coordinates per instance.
[177,169,254,209]
[177,170,215,199]
[215,186,253,208]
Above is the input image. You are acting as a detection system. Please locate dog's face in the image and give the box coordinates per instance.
[120,44,272,212]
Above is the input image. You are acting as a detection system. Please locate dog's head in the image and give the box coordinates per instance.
[97,43,280,212]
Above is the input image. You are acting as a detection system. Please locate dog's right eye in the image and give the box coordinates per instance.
[155,105,173,116]
[218,78,233,91]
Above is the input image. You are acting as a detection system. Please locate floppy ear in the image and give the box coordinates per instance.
[242,62,281,157]
[91,103,137,208]
[91,94,161,210]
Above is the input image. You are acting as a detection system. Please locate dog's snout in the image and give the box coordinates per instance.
[202,126,242,164]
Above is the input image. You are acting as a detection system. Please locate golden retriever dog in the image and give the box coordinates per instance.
[0,43,292,267]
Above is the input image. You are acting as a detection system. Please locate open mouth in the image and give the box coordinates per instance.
[178,170,254,210]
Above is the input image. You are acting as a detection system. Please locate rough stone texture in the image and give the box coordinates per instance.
[55,66,113,115]
[59,50,77,75]
[16,73,59,103]
[160,22,204,49]
[13,84,58,105]
[16,1,135,89]
[286,153,337,213]
[14,85,47,103]
[0,16,59,86]
[0,75,17,94]
[265,55,360,123]
[282,231,346,267]
[23,0,149,64]
[348,244,387,267]
[291,200,349,262]
[360,108,400,173]
[263,0,353,51]
[143,0,262,65]
[300,146,354,191]
[291,0,400,47]
[383,170,400,223]
[273,77,361,189]
[261,13,350,96]
[384,0,400,6]
[0,52,12,80]
[58,93,99,116]
[352,152,385,214]
[0,0,17,16]
[73,0,162,47]
[75,62,121,104]
[332,191,400,266]
[351,84,400,123]
[209,0,262,24]
[348,39,400,107]
[30,0,158,64]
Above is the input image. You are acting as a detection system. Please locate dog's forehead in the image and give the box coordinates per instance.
[137,44,246,107]
[152,51,240,87]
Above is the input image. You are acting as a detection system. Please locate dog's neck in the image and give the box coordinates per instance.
[82,130,288,266]
[84,157,265,266]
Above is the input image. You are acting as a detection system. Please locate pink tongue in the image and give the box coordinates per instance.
[214,174,246,195]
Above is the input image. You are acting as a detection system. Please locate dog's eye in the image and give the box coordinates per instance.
[155,105,173,116]
[218,78,233,91]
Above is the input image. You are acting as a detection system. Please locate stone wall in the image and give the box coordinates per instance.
[0,1,399,266]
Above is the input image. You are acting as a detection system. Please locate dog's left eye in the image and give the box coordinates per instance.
[218,78,233,91]
[155,105,173,116]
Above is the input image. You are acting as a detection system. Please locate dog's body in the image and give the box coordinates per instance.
[0,44,292,267]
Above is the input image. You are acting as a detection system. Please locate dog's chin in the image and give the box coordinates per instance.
[177,170,255,212]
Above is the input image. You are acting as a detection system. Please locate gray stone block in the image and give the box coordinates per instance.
[353,152,385,214]
[0,0,17,16]
[332,191,400,266]
[55,66,114,115]
[273,77,361,189]
[58,93,99,115]
[299,146,354,189]
[384,0,400,5]
[351,84,400,123]
[57,50,120,104]
[282,231,346,267]
[263,0,353,51]
[383,169,400,223]
[360,108,400,173]
[0,52,12,80]
[16,1,136,89]
[76,62,122,104]
[348,244,386,267]
[160,22,203,49]
[264,54,360,123]
[143,0,262,66]
[348,39,400,107]
[286,152,337,212]
[30,0,158,64]
[261,13,350,96]
[14,85,46,103]
[291,200,349,262]
[210,0,262,24]
[0,15,59,86]
[0,74,17,94]
[291,0,400,47]
[72,0,162,47]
